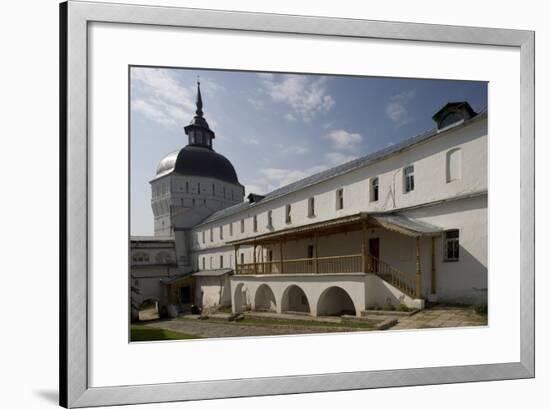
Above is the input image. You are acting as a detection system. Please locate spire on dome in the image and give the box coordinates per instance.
[184,77,216,149]
[195,79,204,117]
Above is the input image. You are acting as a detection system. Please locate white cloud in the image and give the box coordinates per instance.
[385,90,416,126]
[324,129,363,151]
[259,74,335,122]
[325,152,358,166]
[241,136,260,145]
[284,113,297,122]
[131,68,221,131]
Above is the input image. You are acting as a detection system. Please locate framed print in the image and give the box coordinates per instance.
[60,1,534,407]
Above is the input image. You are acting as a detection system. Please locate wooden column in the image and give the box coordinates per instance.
[313,232,319,274]
[234,246,239,274]
[430,236,436,295]
[361,220,367,273]
[253,243,257,274]
[279,240,284,274]
[415,236,422,298]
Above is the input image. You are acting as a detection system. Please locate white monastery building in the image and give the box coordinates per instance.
[131,83,487,319]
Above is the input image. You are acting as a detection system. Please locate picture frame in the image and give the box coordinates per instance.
[60,1,535,407]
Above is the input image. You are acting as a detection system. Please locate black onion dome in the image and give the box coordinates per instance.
[156,145,241,185]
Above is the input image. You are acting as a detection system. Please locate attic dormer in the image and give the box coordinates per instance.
[432,101,477,131]
[247,193,265,204]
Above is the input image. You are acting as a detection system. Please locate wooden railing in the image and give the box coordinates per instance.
[366,254,416,298]
[235,253,416,298]
[236,254,363,275]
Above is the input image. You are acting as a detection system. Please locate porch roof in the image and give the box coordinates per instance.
[369,214,443,237]
[193,268,234,277]
[227,212,369,246]
[227,212,442,246]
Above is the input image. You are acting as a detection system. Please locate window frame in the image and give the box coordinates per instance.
[336,188,344,210]
[404,165,415,193]
[308,197,315,217]
[370,177,379,202]
[443,229,460,262]
[285,204,292,224]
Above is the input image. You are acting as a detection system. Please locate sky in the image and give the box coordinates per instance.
[130,67,487,236]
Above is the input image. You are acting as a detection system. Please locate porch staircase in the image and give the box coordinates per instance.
[366,254,417,298]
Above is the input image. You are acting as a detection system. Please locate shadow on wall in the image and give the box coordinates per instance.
[435,244,487,305]
[281,285,310,313]
[255,284,277,312]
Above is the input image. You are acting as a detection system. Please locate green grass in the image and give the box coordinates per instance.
[130,324,201,341]
[210,317,373,330]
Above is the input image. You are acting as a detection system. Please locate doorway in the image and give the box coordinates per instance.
[369,238,380,272]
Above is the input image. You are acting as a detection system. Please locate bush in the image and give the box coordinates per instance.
[396,303,411,312]
[383,303,396,311]
[474,303,488,315]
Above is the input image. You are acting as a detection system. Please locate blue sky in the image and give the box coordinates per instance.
[130,67,487,236]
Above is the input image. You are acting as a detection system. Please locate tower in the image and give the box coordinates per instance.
[150,81,245,269]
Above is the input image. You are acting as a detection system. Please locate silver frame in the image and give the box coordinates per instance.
[60,1,535,407]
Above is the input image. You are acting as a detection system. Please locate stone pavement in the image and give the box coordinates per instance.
[142,305,487,339]
[389,305,487,330]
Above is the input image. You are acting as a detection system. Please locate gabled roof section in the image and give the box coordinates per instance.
[196,108,486,228]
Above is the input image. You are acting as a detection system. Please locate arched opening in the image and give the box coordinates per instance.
[281,285,310,314]
[317,287,356,317]
[233,283,251,313]
[254,284,277,312]
[138,298,160,321]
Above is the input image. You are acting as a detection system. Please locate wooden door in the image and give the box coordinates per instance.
[369,238,380,272]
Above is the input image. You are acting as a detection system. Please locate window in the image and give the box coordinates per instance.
[285,204,292,224]
[444,229,460,261]
[253,215,258,232]
[132,251,150,263]
[336,188,344,210]
[219,225,223,240]
[202,231,205,243]
[155,251,173,264]
[370,177,379,202]
[209,257,213,268]
[267,210,273,227]
[210,228,213,242]
[212,183,215,194]
[229,222,233,236]
[202,257,205,270]
[220,255,224,268]
[192,198,195,207]
[240,219,245,233]
[186,181,189,193]
[446,148,462,182]
[308,197,315,217]
[197,182,201,193]
[404,165,415,193]
[307,245,314,259]
[223,186,226,197]
[240,253,244,265]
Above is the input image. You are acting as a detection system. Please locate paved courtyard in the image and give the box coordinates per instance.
[389,305,487,330]
[139,305,487,339]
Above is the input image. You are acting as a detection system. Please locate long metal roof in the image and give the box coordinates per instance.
[197,109,487,227]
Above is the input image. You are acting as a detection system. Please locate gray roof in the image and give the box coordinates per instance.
[370,214,443,237]
[130,236,174,243]
[197,109,487,227]
[193,268,233,277]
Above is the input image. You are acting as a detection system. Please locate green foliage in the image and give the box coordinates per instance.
[382,303,396,311]
[130,325,200,341]
[396,303,411,312]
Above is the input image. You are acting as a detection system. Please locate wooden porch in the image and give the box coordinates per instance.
[228,212,441,299]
